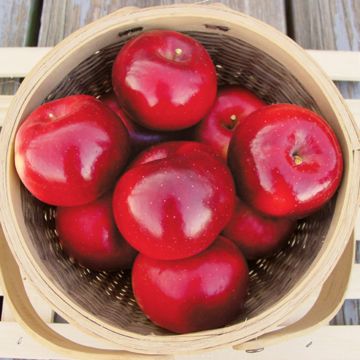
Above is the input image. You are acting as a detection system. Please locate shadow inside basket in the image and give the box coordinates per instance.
[20,29,335,335]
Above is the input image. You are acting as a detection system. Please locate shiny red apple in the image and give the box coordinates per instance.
[112,30,217,131]
[223,197,296,259]
[113,151,235,260]
[194,86,265,158]
[132,236,248,333]
[101,93,191,155]
[228,104,343,218]
[15,94,130,206]
[129,140,224,169]
[56,193,137,271]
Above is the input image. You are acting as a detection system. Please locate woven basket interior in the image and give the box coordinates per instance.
[20,28,335,335]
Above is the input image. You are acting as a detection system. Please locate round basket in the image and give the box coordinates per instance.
[0,4,359,355]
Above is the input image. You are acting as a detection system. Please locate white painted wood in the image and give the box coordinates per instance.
[0,273,54,323]
[1,299,15,321]
[0,47,51,77]
[0,48,359,80]
[347,264,360,299]
[307,50,360,81]
[22,276,54,323]
[355,211,360,243]
[0,322,359,360]
[0,95,11,125]
[347,99,360,119]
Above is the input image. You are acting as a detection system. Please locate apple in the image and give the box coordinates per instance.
[129,140,224,169]
[132,236,248,333]
[101,93,191,155]
[112,30,217,131]
[56,193,137,271]
[223,197,296,259]
[15,94,130,206]
[228,104,343,218]
[113,151,235,260]
[194,86,265,158]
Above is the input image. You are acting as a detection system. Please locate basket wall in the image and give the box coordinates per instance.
[20,29,335,335]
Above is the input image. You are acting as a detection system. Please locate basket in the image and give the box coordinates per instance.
[0,4,359,356]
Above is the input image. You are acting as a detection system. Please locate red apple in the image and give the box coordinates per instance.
[228,104,343,218]
[132,236,248,333]
[129,140,224,169]
[15,94,130,206]
[56,193,137,271]
[113,152,235,260]
[101,93,191,155]
[194,86,265,158]
[223,197,296,259]
[112,30,217,131]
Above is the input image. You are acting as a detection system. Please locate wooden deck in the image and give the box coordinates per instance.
[0,0,359,358]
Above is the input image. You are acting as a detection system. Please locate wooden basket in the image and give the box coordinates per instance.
[0,4,359,356]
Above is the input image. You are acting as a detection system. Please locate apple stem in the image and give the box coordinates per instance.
[224,114,238,130]
[293,154,303,166]
[175,48,183,56]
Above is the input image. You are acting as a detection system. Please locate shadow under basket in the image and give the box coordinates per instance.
[0,4,359,356]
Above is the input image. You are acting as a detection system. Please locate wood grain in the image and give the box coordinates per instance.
[38,0,286,46]
[290,0,360,98]
[0,0,40,94]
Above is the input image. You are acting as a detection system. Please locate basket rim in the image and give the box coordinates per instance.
[0,3,359,354]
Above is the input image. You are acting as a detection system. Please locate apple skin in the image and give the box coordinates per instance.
[15,94,130,206]
[222,197,296,259]
[228,104,343,218]
[56,193,137,271]
[194,86,265,158]
[129,140,224,169]
[132,236,248,333]
[112,30,217,131]
[101,93,191,155]
[113,152,235,260]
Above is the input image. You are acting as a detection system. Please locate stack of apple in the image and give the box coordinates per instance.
[14,30,343,334]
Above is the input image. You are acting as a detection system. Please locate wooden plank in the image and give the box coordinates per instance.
[0,322,360,359]
[290,0,360,98]
[347,264,360,299]
[1,48,360,81]
[0,95,11,125]
[22,276,54,323]
[0,1,40,94]
[0,275,54,323]
[1,300,15,321]
[0,47,51,77]
[38,0,286,47]
[308,50,360,81]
